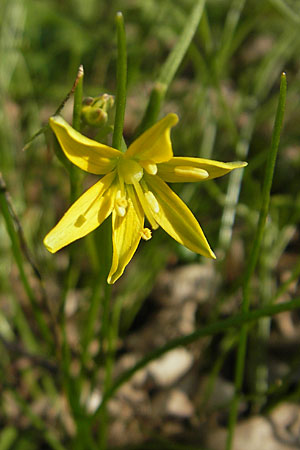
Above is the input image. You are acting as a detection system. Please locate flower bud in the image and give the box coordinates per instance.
[81,94,114,128]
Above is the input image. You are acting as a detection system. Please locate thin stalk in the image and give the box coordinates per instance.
[69,65,84,202]
[97,15,127,445]
[72,65,84,131]
[112,12,127,151]
[137,0,206,135]
[198,7,213,54]
[59,66,97,449]
[226,72,287,450]
[92,294,300,420]
[96,217,113,448]
[80,281,103,370]
[215,0,246,76]
[98,283,112,450]
[268,0,300,25]
[23,64,85,151]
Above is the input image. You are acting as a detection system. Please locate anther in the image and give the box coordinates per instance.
[115,190,128,217]
[141,228,152,240]
[144,191,159,214]
[174,166,209,181]
[140,160,157,175]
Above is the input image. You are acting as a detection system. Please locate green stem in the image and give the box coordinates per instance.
[92,294,300,421]
[98,284,112,450]
[137,0,206,135]
[215,0,246,76]
[60,66,94,449]
[112,12,127,151]
[243,73,287,307]
[80,282,103,370]
[226,72,287,450]
[0,175,52,348]
[69,65,84,202]
[97,17,127,442]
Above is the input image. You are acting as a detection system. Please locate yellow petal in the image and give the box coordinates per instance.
[125,114,178,163]
[108,185,144,284]
[44,171,116,253]
[144,174,216,258]
[157,157,247,182]
[49,116,122,174]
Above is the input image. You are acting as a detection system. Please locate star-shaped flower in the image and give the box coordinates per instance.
[44,114,246,284]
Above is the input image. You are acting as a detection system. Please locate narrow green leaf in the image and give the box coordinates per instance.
[226,72,287,450]
[137,0,206,134]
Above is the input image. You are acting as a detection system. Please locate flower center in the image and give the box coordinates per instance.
[118,158,143,184]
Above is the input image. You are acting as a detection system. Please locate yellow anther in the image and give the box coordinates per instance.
[140,160,157,175]
[174,166,209,181]
[132,180,159,230]
[141,228,152,240]
[144,191,159,214]
[115,190,128,217]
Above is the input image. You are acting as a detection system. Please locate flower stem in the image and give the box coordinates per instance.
[69,65,84,202]
[112,12,127,151]
[226,72,287,450]
[72,65,84,131]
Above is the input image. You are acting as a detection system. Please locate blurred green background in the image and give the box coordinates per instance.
[1,0,300,448]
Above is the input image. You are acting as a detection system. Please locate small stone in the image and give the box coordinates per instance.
[206,403,300,450]
[154,263,218,306]
[148,348,193,387]
[166,389,194,418]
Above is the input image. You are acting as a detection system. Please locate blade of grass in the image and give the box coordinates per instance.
[218,21,296,254]
[268,0,300,24]
[136,0,206,135]
[226,72,287,450]
[215,0,246,76]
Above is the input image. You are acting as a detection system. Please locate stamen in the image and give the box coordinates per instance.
[144,191,159,213]
[140,160,157,175]
[132,179,159,230]
[141,228,152,240]
[174,166,209,181]
[115,190,128,217]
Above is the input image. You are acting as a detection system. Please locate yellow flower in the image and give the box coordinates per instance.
[44,114,247,284]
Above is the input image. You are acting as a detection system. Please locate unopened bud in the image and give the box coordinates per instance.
[81,94,114,128]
